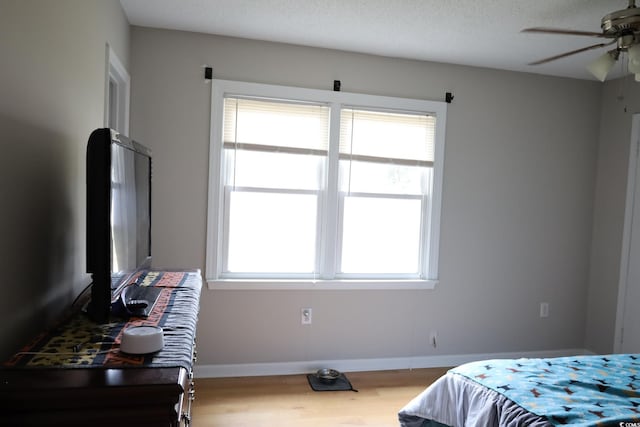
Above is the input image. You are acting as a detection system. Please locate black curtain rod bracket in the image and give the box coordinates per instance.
[445,92,454,103]
[204,66,213,81]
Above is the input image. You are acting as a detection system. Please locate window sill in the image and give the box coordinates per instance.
[206,279,438,291]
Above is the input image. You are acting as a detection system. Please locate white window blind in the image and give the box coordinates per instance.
[339,108,435,166]
[224,97,330,155]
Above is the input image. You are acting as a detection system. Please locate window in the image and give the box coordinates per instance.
[221,97,329,276]
[207,80,447,289]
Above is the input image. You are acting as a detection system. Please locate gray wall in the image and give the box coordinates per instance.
[129,27,602,369]
[0,0,129,359]
[585,80,640,353]
[3,3,625,369]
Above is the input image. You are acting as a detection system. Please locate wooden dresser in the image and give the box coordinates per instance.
[0,270,201,426]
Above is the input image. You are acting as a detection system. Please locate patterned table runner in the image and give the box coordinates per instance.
[3,270,201,371]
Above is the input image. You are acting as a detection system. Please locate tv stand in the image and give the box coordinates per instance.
[0,270,201,427]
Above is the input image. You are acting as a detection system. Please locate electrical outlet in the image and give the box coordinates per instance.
[301,308,312,325]
[540,302,549,318]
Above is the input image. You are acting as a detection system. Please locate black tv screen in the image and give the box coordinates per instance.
[86,128,152,323]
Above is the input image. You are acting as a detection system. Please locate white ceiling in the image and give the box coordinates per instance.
[120,0,631,81]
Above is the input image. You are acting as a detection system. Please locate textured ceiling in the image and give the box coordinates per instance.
[120,0,631,81]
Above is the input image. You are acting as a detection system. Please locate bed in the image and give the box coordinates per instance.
[398,354,640,427]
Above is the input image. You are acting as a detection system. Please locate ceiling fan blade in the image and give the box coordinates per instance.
[522,27,606,38]
[528,40,617,65]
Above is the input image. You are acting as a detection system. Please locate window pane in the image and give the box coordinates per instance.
[224,149,324,191]
[339,160,429,195]
[340,197,422,274]
[227,191,318,273]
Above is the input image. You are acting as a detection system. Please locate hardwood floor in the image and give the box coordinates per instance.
[191,367,449,427]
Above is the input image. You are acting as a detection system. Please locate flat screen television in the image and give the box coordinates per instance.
[86,128,152,323]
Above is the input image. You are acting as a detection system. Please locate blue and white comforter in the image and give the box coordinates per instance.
[399,354,640,427]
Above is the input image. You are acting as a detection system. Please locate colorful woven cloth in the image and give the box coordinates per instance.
[3,271,201,371]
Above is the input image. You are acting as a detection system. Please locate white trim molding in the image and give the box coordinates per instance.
[615,112,640,353]
[207,279,438,291]
[194,348,592,378]
[104,43,130,135]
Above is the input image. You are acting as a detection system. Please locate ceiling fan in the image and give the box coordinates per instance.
[523,0,640,81]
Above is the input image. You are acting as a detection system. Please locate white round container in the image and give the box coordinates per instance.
[120,326,164,354]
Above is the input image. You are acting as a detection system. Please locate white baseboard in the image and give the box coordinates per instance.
[193,348,591,378]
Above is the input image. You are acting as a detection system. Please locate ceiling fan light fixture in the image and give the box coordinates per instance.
[587,50,619,81]
[525,1,640,81]
[629,44,640,74]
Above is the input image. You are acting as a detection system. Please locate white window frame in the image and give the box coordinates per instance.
[206,79,447,290]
